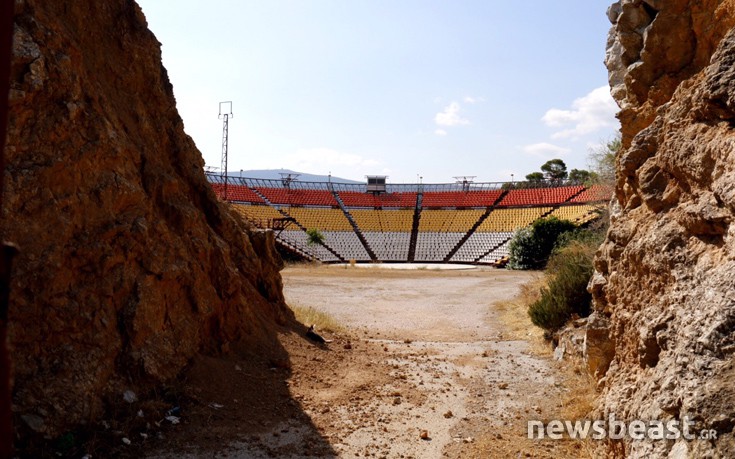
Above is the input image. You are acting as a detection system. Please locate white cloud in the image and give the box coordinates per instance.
[435,129,448,136]
[542,86,618,140]
[522,142,571,158]
[435,101,469,127]
[463,96,484,104]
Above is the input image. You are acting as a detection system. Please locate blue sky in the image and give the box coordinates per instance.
[137,0,620,183]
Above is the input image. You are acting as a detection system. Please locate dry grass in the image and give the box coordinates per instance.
[560,365,597,420]
[289,303,344,334]
[492,274,553,356]
[559,364,599,457]
[493,274,599,457]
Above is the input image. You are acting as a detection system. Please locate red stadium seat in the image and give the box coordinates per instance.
[211,182,264,203]
[497,186,583,207]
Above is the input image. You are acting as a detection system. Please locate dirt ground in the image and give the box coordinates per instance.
[134,264,592,459]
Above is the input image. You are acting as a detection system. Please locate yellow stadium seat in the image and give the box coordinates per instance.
[349,209,414,232]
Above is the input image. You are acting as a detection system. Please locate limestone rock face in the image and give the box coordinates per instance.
[3,0,290,436]
[595,1,735,456]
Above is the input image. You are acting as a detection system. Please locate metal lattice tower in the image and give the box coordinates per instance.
[219,101,233,200]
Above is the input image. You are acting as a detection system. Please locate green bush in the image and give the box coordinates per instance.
[508,217,577,270]
[305,228,325,246]
[507,227,539,270]
[527,239,596,332]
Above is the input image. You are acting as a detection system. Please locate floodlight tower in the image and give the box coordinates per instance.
[219,101,233,200]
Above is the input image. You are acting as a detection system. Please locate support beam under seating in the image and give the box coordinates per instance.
[472,233,514,263]
[272,205,346,263]
[331,191,378,262]
[443,189,506,262]
[406,191,423,262]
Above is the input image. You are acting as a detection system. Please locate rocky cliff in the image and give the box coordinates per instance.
[3,0,290,438]
[591,0,735,457]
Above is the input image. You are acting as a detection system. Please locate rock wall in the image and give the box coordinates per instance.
[3,0,291,437]
[591,0,735,456]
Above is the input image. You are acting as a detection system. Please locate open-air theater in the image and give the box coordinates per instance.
[207,173,611,265]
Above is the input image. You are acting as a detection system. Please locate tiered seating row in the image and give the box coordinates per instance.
[212,183,264,203]
[282,207,353,231]
[498,186,583,207]
[362,232,410,261]
[479,238,512,264]
[414,232,465,261]
[349,209,414,232]
[323,231,371,261]
[231,203,284,228]
[477,208,552,232]
[278,230,341,262]
[549,204,604,225]
[418,209,483,233]
[339,191,417,208]
[255,187,338,206]
[570,185,613,203]
[421,190,503,208]
[450,232,513,263]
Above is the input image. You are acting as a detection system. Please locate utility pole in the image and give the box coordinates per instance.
[219,101,233,200]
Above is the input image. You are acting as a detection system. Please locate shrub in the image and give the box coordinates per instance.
[507,227,540,270]
[305,228,325,246]
[527,239,597,332]
[508,217,577,270]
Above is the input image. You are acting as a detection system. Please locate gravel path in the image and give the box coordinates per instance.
[146,265,587,459]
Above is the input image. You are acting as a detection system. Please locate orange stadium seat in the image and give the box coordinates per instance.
[339,191,416,208]
[422,190,502,207]
[255,187,338,206]
[211,182,264,203]
[571,185,613,203]
[497,186,583,207]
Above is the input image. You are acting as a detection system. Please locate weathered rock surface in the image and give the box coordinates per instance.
[594,1,735,457]
[3,0,291,437]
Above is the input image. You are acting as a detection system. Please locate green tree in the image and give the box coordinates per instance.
[540,159,568,182]
[525,172,545,183]
[568,168,594,184]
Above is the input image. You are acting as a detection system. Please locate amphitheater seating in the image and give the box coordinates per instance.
[418,209,483,233]
[478,238,512,263]
[215,178,608,265]
[450,232,513,263]
[362,232,410,261]
[349,209,414,232]
[339,191,417,208]
[211,183,264,203]
[477,207,552,232]
[550,204,603,225]
[281,207,353,231]
[498,186,582,207]
[255,187,338,206]
[277,230,340,262]
[414,232,465,261]
[571,185,613,203]
[231,203,284,228]
[421,190,503,208]
[323,231,372,261]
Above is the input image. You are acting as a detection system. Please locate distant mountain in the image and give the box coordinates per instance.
[227,169,362,184]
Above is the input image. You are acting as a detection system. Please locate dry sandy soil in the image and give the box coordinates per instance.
[131,264,592,459]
